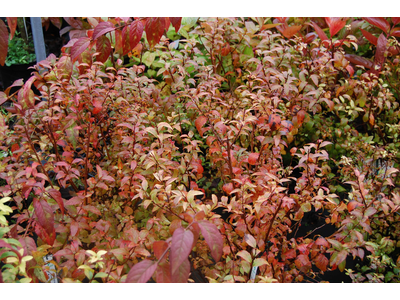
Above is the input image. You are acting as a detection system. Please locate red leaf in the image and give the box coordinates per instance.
[95,36,111,63]
[71,37,91,62]
[282,25,302,39]
[375,33,387,67]
[189,222,200,248]
[392,17,400,26]
[33,198,54,235]
[33,198,55,245]
[170,227,194,275]
[315,253,328,272]
[49,17,62,29]
[153,241,169,260]
[0,19,9,66]
[92,99,102,115]
[169,17,182,33]
[391,27,400,37]
[126,259,158,283]
[345,54,374,69]
[0,239,14,250]
[311,21,328,41]
[195,115,207,137]
[360,28,378,46]
[129,20,144,50]
[282,248,296,260]
[92,21,114,40]
[6,17,17,40]
[164,18,171,32]
[18,236,37,255]
[64,17,83,29]
[364,206,377,218]
[114,29,123,55]
[295,254,311,273]
[197,220,223,262]
[82,205,101,215]
[47,188,64,215]
[346,65,354,77]
[325,17,346,37]
[248,153,259,165]
[155,262,171,283]
[304,32,317,44]
[122,26,131,56]
[145,17,166,49]
[171,257,190,283]
[315,237,329,248]
[70,220,79,237]
[363,17,390,34]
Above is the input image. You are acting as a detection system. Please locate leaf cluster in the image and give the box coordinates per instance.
[0,17,399,283]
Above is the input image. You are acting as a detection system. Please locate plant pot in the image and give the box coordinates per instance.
[0,62,37,95]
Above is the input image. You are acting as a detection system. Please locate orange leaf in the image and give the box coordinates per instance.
[268,114,281,131]
[153,240,169,260]
[347,200,362,212]
[248,153,259,165]
[169,219,182,235]
[195,115,207,137]
[261,23,282,31]
[282,25,302,39]
[6,17,17,40]
[315,254,328,272]
[223,182,234,194]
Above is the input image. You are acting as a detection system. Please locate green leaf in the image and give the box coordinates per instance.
[143,51,155,67]
[187,190,204,204]
[65,122,80,149]
[94,272,109,278]
[244,234,257,248]
[253,257,269,267]
[237,250,252,263]
[181,17,198,31]
[78,265,94,280]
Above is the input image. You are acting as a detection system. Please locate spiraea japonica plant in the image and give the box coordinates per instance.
[0,17,399,283]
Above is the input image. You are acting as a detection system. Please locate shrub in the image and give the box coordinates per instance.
[0,17,399,283]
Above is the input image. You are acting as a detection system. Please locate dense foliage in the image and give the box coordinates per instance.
[0,17,400,283]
